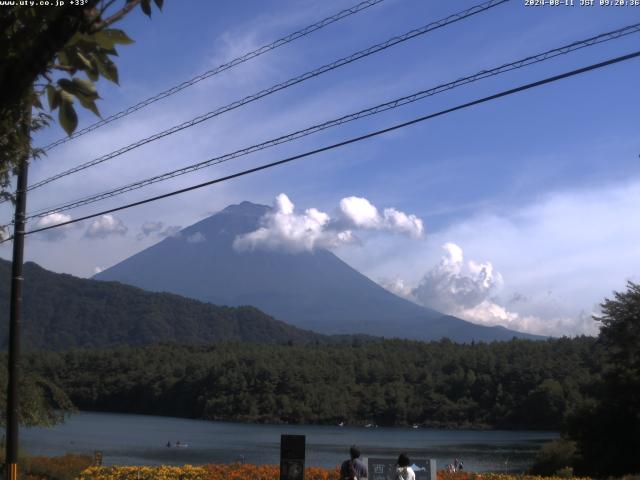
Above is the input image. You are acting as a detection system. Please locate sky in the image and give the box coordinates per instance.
[2,0,639,336]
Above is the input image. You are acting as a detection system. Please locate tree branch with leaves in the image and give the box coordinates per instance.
[0,0,163,425]
[0,0,163,202]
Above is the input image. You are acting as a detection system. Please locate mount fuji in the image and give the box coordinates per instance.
[94,201,541,342]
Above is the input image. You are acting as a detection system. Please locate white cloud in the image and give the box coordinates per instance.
[412,242,503,311]
[93,266,103,275]
[339,196,424,238]
[383,242,600,337]
[378,277,414,298]
[339,196,380,229]
[457,300,598,337]
[186,232,206,243]
[85,215,128,239]
[382,208,424,239]
[425,182,640,335]
[233,193,423,253]
[234,193,357,253]
[139,221,163,237]
[137,221,181,240]
[34,213,74,241]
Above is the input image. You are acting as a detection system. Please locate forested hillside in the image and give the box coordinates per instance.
[0,259,330,349]
[25,336,600,429]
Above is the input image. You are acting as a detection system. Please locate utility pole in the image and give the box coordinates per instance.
[5,106,30,480]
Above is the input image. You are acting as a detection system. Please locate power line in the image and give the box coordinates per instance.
[39,0,387,153]
[5,49,638,243]
[22,22,640,221]
[24,0,508,193]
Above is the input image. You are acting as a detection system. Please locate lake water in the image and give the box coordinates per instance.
[22,412,557,472]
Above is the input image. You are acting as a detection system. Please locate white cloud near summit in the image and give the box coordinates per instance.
[233,193,424,253]
[233,194,356,253]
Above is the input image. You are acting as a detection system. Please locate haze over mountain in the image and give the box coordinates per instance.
[95,202,541,342]
[0,258,331,350]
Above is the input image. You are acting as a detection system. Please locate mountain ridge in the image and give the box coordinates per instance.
[0,258,339,350]
[95,201,543,342]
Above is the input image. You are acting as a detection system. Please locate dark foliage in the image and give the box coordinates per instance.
[0,367,74,428]
[528,438,577,476]
[566,282,640,477]
[1,1,161,203]
[0,259,333,350]
[23,336,600,429]
[26,454,94,480]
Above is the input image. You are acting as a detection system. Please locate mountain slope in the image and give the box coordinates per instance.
[95,201,541,342]
[0,259,330,350]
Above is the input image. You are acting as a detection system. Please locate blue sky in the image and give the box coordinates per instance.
[2,0,639,335]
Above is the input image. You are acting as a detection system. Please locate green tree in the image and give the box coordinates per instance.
[567,281,640,476]
[0,0,163,426]
[0,367,75,427]
[529,438,577,476]
[0,0,163,202]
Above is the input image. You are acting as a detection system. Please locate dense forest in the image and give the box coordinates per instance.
[24,336,600,430]
[7,280,640,476]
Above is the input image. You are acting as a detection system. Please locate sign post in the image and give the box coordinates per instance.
[280,434,305,480]
[368,458,437,480]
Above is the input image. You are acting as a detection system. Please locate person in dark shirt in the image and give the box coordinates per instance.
[340,445,368,480]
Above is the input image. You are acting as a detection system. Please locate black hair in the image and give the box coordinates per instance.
[350,445,361,459]
[397,453,410,467]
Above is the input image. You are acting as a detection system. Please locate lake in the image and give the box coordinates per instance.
[22,412,557,472]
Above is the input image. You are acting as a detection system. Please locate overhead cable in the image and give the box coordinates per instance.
[39,0,387,153]
[23,22,640,221]
[4,48,637,243]
[24,0,509,193]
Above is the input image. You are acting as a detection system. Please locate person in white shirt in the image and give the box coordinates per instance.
[396,453,416,480]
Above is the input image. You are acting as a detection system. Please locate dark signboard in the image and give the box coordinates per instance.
[280,435,306,480]
[368,458,436,480]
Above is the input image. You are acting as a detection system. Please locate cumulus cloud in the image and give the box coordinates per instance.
[34,213,74,241]
[234,194,356,253]
[411,182,640,336]
[234,193,424,253]
[378,277,414,298]
[384,242,597,337]
[339,196,380,229]
[137,221,182,240]
[339,196,424,238]
[186,232,206,243]
[412,242,503,312]
[85,215,128,239]
[457,300,598,337]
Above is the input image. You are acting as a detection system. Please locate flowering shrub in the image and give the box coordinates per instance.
[436,472,593,480]
[78,463,342,480]
[77,465,614,480]
[24,453,93,480]
[78,464,208,480]
[204,464,341,480]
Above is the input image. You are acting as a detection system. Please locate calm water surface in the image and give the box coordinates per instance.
[22,412,557,472]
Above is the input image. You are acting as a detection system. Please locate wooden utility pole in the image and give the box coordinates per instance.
[5,110,30,480]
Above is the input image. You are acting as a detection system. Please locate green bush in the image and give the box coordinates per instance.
[27,453,93,480]
[555,466,574,478]
[529,438,577,476]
